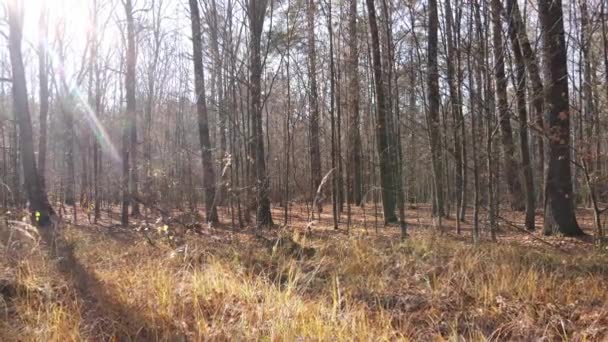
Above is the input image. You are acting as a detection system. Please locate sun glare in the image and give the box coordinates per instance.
[22,0,90,48]
[16,0,122,163]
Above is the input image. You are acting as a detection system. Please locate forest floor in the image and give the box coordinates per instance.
[1,204,607,341]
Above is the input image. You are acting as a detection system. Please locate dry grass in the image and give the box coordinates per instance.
[1,207,608,341]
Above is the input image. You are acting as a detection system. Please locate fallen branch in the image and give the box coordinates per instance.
[494,214,571,254]
[130,195,203,231]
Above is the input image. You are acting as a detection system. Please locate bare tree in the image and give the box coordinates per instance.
[347,0,362,206]
[189,0,219,223]
[365,0,397,224]
[491,0,523,211]
[125,0,140,217]
[306,0,322,213]
[506,0,545,198]
[507,0,535,230]
[37,1,49,189]
[427,0,444,217]
[7,0,54,224]
[247,0,273,227]
[539,0,583,236]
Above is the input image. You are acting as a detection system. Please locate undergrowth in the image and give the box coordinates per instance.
[1,221,607,341]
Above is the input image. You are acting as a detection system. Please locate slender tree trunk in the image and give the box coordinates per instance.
[380,0,407,236]
[125,0,140,216]
[189,0,219,223]
[348,0,363,206]
[453,0,467,223]
[327,0,338,229]
[491,0,523,211]
[467,10,480,243]
[427,0,444,217]
[207,0,227,206]
[90,0,101,223]
[445,0,463,230]
[37,4,48,189]
[603,0,608,118]
[580,0,595,180]
[248,0,273,227]
[143,4,163,205]
[365,0,397,224]
[10,115,21,207]
[57,35,76,208]
[508,12,536,230]
[507,0,545,203]
[306,0,322,213]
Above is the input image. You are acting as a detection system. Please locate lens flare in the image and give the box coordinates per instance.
[45,46,121,163]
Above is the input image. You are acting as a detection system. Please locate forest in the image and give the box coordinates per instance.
[1,0,608,340]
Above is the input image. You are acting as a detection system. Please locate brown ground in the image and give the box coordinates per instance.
[0,203,606,340]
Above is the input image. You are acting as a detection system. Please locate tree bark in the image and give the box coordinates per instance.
[427,0,444,217]
[539,0,583,236]
[491,0,523,211]
[327,0,338,229]
[508,12,536,230]
[248,0,273,227]
[57,34,76,208]
[189,0,219,223]
[467,6,480,243]
[7,1,54,225]
[306,0,322,213]
[580,0,595,176]
[348,0,363,206]
[125,0,140,217]
[37,4,48,189]
[506,0,545,201]
[365,0,397,224]
[444,0,463,227]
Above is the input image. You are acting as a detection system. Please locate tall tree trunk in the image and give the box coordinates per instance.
[507,0,545,202]
[306,0,322,213]
[143,2,163,205]
[491,0,523,211]
[248,0,273,227]
[57,35,75,208]
[90,0,101,223]
[427,0,444,217]
[189,0,219,223]
[508,12,536,230]
[7,1,54,224]
[580,0,595,178]
[603,0,608,118]
[283,0,291,226]
[37,3,48,189]
[206,0,227,206]
[467,8,480,243]
[539,0,583,236]
[380,0,407,236]
[475,0,497,236]
[327,0,338,229]
[208,0,226,157]
[445,0,463,229]
[348,0,363,206]
[125,0,140,216]
[121,102,129,225]
[454,2,467,224]
[365,0,397,224]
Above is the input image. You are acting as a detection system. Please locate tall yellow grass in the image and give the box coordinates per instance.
[1,223,607,340]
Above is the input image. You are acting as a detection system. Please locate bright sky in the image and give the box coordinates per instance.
[13,0,122,162]
[22,0,91,45]
[11,0,92,86]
